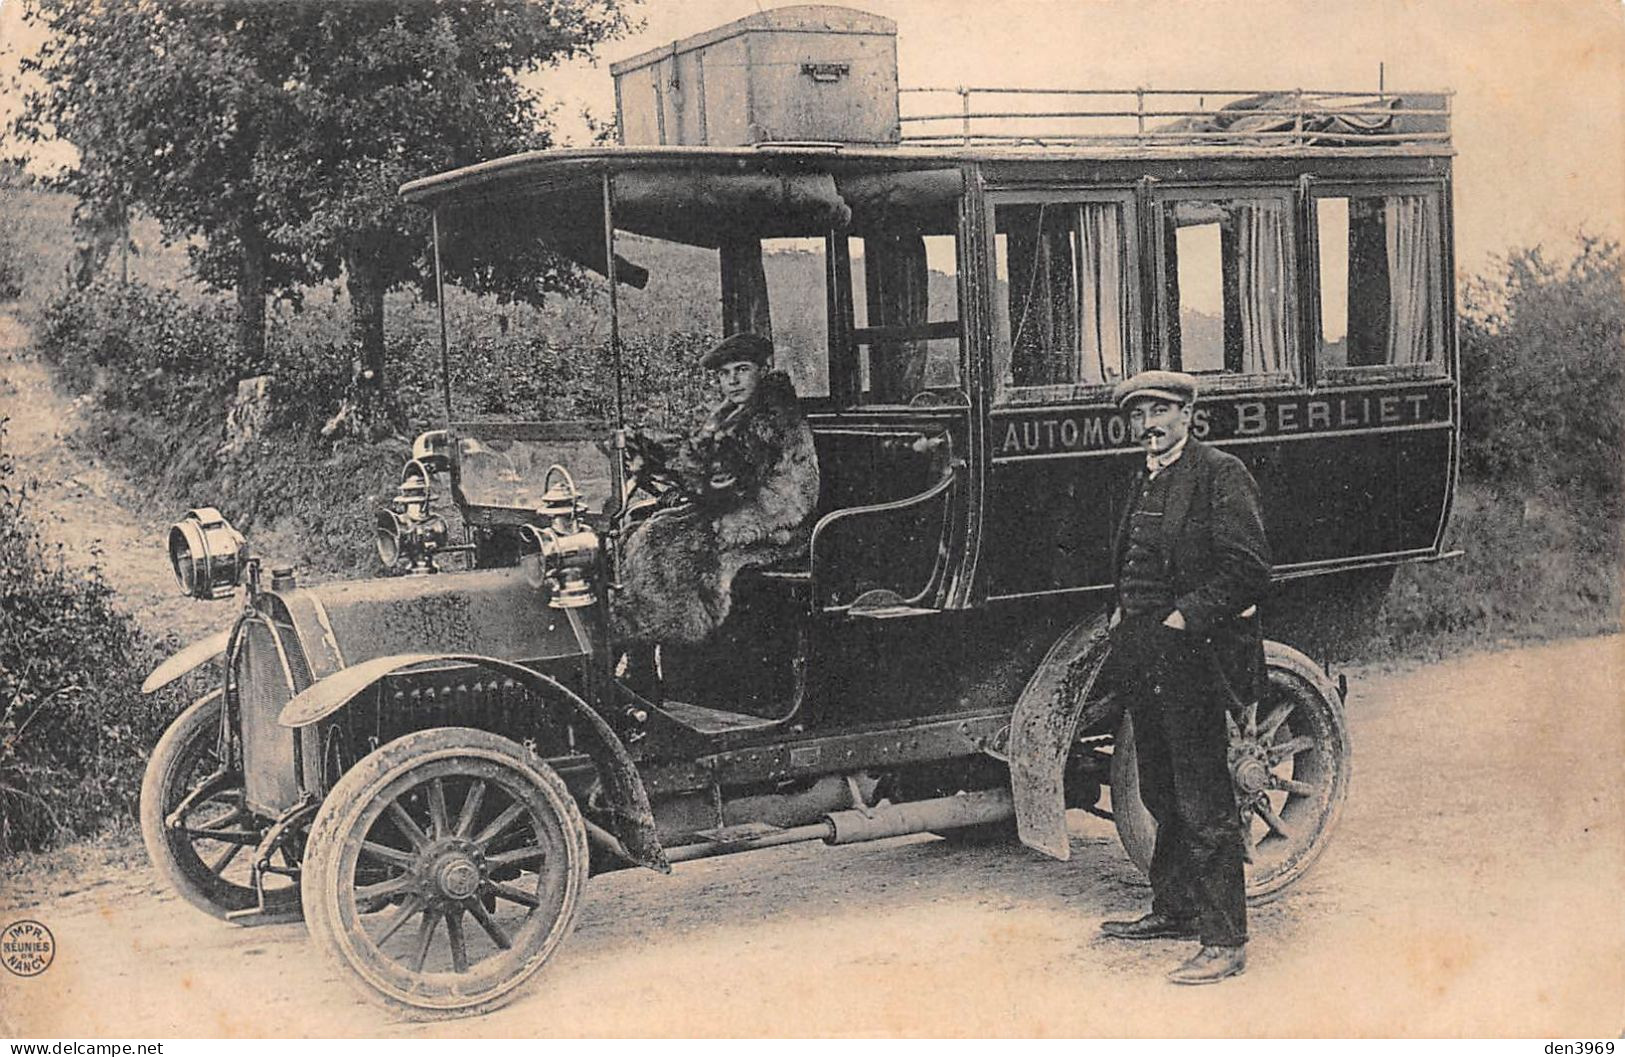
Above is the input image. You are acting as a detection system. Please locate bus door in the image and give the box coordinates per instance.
[982,189,1144,601]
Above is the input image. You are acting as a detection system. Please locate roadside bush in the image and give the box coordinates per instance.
[1459,235,1624,548]
[0,420,175,854]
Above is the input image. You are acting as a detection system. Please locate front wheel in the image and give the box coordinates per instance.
[1111,645,1352,903]
[301,728,590,1019]
[139,690,300,923]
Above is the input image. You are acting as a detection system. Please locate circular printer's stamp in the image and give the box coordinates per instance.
[2,920,56,976]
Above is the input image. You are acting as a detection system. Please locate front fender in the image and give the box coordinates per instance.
[1009,612,1115,861]
[280,652,669,874]
[141,627,232,694]
[1009,630,1344,863]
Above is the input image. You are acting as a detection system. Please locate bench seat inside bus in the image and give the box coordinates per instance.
[740,419,958,605]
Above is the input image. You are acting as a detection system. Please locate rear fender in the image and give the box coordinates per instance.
[142,627,233,694]
[280,652,669,873]
[1009,611,1115,861]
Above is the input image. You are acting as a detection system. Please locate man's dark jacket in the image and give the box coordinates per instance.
[1112,439,1273,696]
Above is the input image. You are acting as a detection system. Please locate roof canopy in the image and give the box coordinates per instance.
[403,147,963,287]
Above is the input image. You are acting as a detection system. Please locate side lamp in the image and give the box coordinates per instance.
[520,465,600,609]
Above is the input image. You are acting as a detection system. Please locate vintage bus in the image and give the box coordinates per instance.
[143,5,1457,1016]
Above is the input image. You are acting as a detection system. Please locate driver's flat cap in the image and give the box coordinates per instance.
[1112,370,1198,408]
[700,332,774,370]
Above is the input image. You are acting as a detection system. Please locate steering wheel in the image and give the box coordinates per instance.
[621,432,691,516]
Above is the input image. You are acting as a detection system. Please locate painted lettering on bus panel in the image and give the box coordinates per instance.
[994,384,1451,458]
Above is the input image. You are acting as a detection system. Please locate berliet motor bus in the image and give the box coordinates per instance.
[140,6,1459,1017]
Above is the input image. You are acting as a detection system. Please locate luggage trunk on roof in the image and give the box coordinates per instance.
[611,5,900,147]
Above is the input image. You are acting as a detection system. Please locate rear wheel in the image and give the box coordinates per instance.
[139,690,300,922]
[1111,648,1352,903]
[301,728,590,1019]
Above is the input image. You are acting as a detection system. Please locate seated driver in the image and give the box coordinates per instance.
[612,332,819,646]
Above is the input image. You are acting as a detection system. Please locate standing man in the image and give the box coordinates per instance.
[1099,370,1272,985]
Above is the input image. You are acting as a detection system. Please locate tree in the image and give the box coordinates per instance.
[265,2,633,392]
[14,2,317,366]
[14,0,635,379]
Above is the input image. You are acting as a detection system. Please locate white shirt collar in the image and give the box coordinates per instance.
[1146,434,1189,477]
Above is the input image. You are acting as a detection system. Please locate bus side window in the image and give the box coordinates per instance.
[1158,196,1296,380]
[758,236,833,399]
[1316,192,1445,379]
[993,199,1136,400]
[851,232,962,403]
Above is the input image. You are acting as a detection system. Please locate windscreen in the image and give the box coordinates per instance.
[452,425,614,514]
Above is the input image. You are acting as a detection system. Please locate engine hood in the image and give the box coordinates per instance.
[267,566,594,684]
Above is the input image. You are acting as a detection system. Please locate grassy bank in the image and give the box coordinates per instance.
[0,421,184,855]
[1371,485,1621,661]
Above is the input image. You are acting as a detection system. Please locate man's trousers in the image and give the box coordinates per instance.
[1111,616,1249,948]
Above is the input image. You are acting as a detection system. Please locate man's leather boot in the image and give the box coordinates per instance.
[1167,944,1247,984]
[1099,912,1200,940]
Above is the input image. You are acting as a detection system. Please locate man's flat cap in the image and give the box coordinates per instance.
[1112,369,1199,407]
[700,332,774,370]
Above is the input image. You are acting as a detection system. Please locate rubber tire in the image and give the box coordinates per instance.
[1110,656,1352,904]
[301,728,590,1020]
[140,690,301,923]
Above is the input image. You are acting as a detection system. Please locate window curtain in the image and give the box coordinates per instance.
[1072,203,1126,384]
[1006,202,1126,387]
[1234,201,1291,373]
[1385,195,1438,365]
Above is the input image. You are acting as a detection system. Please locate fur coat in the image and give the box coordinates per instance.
[612,371,820,645]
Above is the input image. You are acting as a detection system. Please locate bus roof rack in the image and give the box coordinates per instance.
[899,86,1452,150]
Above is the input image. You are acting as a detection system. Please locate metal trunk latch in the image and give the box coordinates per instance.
[800,62,850,83]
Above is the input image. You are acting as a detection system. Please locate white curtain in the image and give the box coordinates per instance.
[1385,195,1438,365]
[1072,203,1126,384]
[1235,201,1291,373]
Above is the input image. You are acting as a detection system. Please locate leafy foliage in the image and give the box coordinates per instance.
[0,420,175,854]
[1459,236,1624,543]
[34,279,402,576]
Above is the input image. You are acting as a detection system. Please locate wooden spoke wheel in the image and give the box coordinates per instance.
[301,728,589,1018]
[1110,646,1352,903]
[140,690,300,922]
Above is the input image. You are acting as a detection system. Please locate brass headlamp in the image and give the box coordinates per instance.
[376,458,449,574]
[520,465,600,609]
[168,507,248,600]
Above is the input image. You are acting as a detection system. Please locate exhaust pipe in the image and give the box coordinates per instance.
[658,788,1016,864]
[825,788,1012,844]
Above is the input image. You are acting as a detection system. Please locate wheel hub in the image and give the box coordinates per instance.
[434,855,482,900]
[1228,732,1273,798]
[1232,756,1270,796]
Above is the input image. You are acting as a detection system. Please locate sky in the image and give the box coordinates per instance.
[2,0,1622,276]
[539,0,1625,275]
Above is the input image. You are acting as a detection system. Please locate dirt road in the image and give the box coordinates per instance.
[2,313,1621,1037]
[2,636,1621,1037]
[0,312,227,647]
